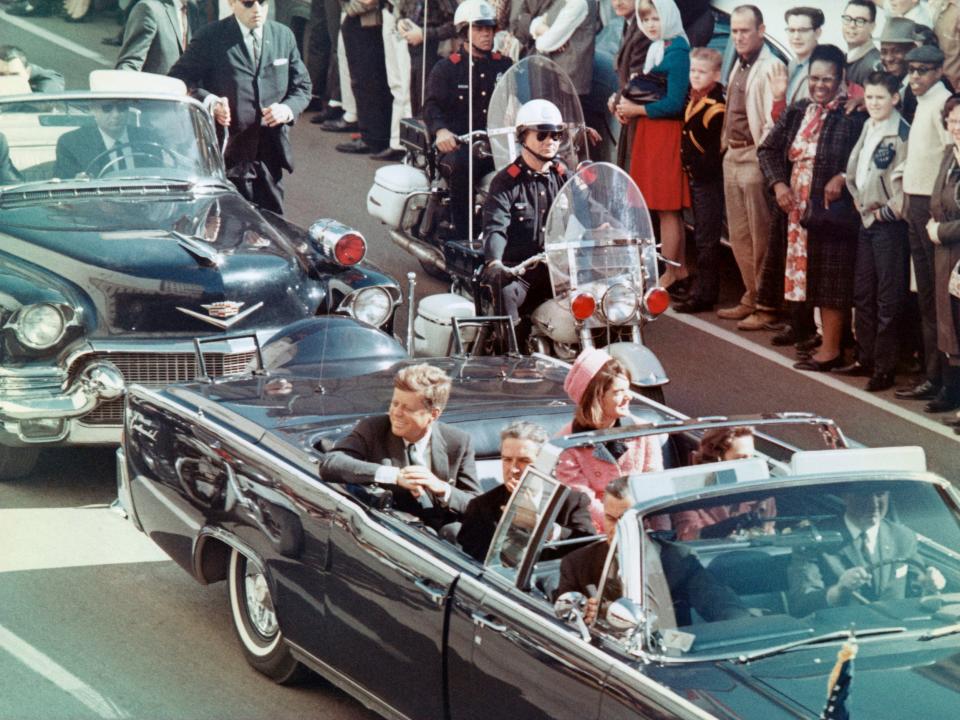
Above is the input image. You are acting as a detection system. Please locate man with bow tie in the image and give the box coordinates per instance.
[116,0,204,75]
[169,0,311,214]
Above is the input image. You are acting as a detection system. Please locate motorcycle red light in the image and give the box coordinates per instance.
[644,287,670,316]
[335,233,366,265]
[570,292,596,321]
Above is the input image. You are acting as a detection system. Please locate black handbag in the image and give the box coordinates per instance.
[621,73,667,105]
[800,191,860,238]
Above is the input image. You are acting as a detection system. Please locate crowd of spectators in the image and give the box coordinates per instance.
[2,0,959,420]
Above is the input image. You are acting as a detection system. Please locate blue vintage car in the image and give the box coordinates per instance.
[116,324,960,719]
[0,90,401,479]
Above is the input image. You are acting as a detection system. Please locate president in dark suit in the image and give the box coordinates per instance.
[557,476,748,626]
[53,101,160,179]
[116,0,204,75]
[787,489,946,617]
[458,421,595,562]
[168,0,311,214]
[319,364,480,528]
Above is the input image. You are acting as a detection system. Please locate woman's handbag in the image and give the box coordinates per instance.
[949,260,960,300]
[621,73,667,105]
[800,191,860,238]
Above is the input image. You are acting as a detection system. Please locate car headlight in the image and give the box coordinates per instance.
[601,283,638,324]
[347,287,392,327]
[15,303,67,349]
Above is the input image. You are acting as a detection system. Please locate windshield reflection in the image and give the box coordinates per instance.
[0,97,224,187]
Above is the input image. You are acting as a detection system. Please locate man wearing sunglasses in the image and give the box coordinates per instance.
[53,101,160,179]
[481,99,568,350]
[169,0,311,215]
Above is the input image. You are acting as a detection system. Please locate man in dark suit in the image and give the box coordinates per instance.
[0,132,23,185]
[458,421,594,562]
[116,0,204,75]
[319,364,480,529]
[558,477,748,626]
[0,46,65,94]
[788,489,946,617]
[53,101,160,179]
[168,0,312,214]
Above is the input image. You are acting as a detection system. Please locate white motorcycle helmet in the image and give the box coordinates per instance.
[453,0,497,33]
[514,99,565,142]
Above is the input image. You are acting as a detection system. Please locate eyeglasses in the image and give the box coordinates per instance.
[907,65,938,75]
[840,15,871,28]
[239,0,268,7]
[535,130,564,141]
[785,26,814,35]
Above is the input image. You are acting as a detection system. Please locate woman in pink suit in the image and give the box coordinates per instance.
[555,348,664,532]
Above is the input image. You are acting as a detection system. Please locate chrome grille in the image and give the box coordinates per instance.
[76,350,257,426]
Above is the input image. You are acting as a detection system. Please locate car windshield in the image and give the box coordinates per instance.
[0,96,225,188]
[626,478,960,659]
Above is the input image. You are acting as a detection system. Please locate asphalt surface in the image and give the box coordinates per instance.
[1,9,958,720]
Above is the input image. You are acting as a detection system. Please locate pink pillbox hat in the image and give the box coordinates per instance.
[563,348,613,404]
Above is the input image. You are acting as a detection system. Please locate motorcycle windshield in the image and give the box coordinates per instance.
[486,56,586,172]
[543,162,657,299]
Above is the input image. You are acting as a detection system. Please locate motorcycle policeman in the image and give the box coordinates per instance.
[422,0,511,239]
[482,99,568,348]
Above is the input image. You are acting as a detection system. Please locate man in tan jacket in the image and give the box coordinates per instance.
[717,5,785,330]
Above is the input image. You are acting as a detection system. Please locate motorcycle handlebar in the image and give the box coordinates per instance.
[505,253,545,275]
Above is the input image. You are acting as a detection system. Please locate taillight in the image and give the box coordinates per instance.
[570,292,596,321]
[643,287,670,316]
[334,233,366,265]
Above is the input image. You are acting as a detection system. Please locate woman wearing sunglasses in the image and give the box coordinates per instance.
[481,99,569,351]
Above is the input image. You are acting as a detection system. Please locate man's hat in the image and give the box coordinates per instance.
[879,16,917,44]
[905,44,946,66]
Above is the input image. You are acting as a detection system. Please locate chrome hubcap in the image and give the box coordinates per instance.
[243,568,278,638]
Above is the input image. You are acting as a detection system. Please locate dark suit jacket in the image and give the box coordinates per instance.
[168,17,311,173]
[53,125,158,180]
[116,0,204,75]
[788,517,919,617]
[0,133,22,185]
[319,415,479,520]
[457,483,595,562]
[558,539,748,626]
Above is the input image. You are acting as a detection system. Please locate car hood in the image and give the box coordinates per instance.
[661,640,960,719]
[0,191,318,335]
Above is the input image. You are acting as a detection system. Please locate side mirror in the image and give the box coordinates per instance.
[606,597,645,634]
[554,591,587,620]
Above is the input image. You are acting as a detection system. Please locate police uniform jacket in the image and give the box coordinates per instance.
[482,156,567,265]
[422,46,512,137]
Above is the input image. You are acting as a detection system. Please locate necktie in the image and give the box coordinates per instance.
[251,30,261,68]
[406,443,434,510]
[180,1,189,50]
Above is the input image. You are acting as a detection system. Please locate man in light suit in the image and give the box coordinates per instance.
[168,0,312,214]
[319,364,480,529]
[458,421,595,562]
[116,0,204,75]
[53,101,160,179]
[788,489,946,617]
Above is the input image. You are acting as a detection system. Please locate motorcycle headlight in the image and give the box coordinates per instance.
[601,284,638,324]
[346,287,393,327]
[15,303,67,350]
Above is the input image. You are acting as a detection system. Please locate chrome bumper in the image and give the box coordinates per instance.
[0,361,125,442]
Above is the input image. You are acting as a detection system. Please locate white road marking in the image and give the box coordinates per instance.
[0,11,112,66]
[0,507,169,574]
[0,623,129,719]
[666,309,960,443]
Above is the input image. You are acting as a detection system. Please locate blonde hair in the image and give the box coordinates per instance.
[574,358,632,429]
[690,47,722,70]
[394,364,452,413]
[637,0,657,19]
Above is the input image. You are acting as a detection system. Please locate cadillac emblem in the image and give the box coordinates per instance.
[203,301,244,319]
[176,300,264,329]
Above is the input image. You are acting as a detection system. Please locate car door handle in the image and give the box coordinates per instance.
[471,612,507,633]
[414,578,447,608]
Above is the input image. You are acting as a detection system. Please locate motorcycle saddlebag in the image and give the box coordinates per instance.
[400,118,431,154]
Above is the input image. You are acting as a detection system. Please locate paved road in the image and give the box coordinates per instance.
[1,10,958,720]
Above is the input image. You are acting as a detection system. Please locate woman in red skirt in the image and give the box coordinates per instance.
[615,0,691,292]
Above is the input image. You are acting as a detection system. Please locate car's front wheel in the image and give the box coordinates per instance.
[228,547,308,684]
[0,446,40,480]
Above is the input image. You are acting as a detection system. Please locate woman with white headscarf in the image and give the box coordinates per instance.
[615,0,691,294]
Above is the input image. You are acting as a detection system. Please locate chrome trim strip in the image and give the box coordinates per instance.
[127,385,718,720]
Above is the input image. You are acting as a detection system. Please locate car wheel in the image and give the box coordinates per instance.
[228,548,308,684]
[0,446,40,480]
